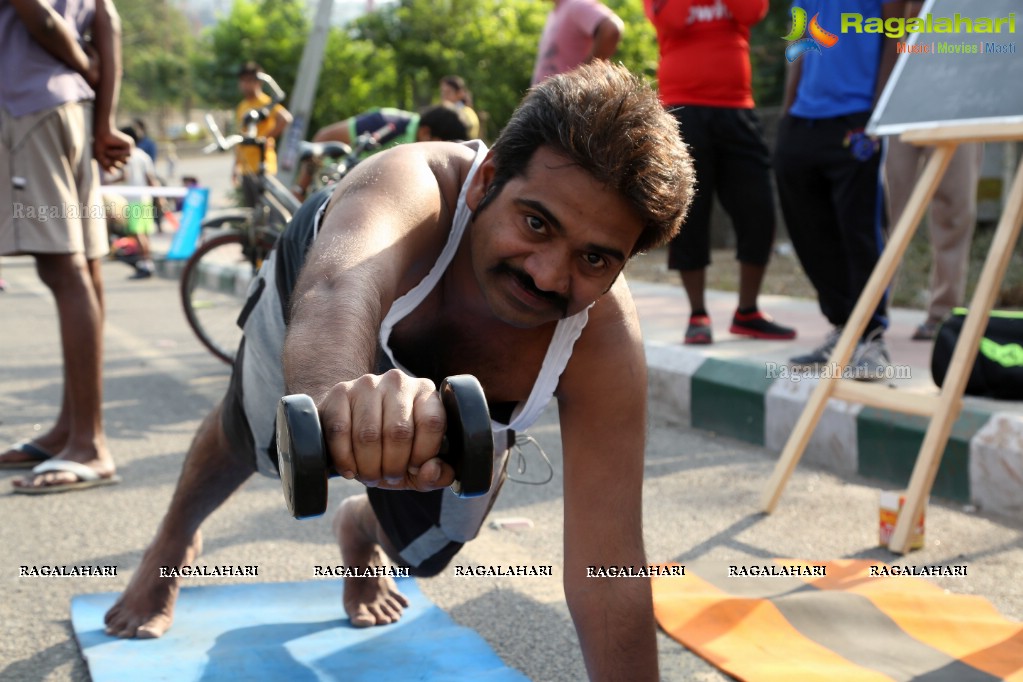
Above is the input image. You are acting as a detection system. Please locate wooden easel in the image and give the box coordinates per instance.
[761,121,1023,554]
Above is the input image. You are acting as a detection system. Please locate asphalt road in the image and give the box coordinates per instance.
[1,255,1022,682]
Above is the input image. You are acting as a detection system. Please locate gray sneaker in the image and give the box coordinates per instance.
[851,329,891,381]
[789,326,843,367]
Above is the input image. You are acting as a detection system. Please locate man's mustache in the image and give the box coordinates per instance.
[493,262,569,317]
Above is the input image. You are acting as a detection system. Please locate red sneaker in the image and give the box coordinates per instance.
[730,310,797,340]
[684,315,713,345]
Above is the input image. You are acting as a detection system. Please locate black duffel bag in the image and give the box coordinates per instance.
[931,308,1023,400]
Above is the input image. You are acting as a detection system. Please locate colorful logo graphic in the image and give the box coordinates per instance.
[783,7,839,62]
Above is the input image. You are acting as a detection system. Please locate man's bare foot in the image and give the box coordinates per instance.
[334,496,410,627]
[104,531,203,638]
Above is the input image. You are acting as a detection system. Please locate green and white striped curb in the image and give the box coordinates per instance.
[645,341,1023,515]
[154,257,254,298]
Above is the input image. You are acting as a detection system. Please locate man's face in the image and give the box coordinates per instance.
[440,83,459,104]
[466,147,642,329]
[238,74,260,98]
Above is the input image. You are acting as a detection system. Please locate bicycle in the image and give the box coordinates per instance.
[180,72,387,364]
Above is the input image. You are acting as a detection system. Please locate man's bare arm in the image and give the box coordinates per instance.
[557,281,658,681]
[9,0,97,84]
[312,119,353,145]
[284,149,447,399]
[589,15,624,62]
[90,0,132,170]
[283,144,463,489]
[780,57,803,115]
[875,0,906,104]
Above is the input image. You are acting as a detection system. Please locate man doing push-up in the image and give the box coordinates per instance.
[104,62,695,680]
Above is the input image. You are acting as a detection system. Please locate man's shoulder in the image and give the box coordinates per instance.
[574,280,643,353]
[565,0,616,14]
[378,139,481,184]
[325,141,479,225]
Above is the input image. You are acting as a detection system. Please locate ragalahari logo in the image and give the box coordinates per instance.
[783,7,839,62]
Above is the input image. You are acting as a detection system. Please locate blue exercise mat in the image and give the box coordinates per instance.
[71,578,529,681]
[165,186,209,260]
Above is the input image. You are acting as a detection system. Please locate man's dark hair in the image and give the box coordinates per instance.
[238,61,262,78]
[418,103,469,141]
[486,62,695,255]
[119,125,139,144]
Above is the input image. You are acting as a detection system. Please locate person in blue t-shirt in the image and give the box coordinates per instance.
[773,0,901,380]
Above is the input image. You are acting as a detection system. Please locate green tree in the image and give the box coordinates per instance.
[115,0,195,118]
[191,0,310,111]
[607,0,659,83]
[750,2,791,106]
[349,0,547,140]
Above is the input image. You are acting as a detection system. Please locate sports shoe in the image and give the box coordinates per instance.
[789,326,843,367]
[911,319,940,341]
[684,314,713,345]
[730,310,797,340]
[851,328,892,381]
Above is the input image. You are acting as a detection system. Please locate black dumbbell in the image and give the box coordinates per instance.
[276,374,495,519]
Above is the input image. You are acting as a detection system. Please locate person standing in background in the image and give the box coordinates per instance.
[104,124,160,279]
[133,117,157,162]
[0,0,133,490]
[645,0,796,344]
[234,61,292,208]
[532,0,624,85]
[774,0,901,379]
[885,0,983,342]
[439,75,480,139]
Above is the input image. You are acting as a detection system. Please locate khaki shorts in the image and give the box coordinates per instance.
[0,101,108,259]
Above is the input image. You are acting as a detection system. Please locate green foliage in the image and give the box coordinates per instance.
[132,0,782,138]
[115,0,195,114]
[179,0,662,141]
[749,2,791,106]
[192,0,310,109]
[348,0,547,140]
[606,0,659,83]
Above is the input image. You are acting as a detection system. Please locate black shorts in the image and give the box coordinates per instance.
[666,105,776,271]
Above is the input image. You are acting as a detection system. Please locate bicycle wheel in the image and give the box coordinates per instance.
[180,231,271,364]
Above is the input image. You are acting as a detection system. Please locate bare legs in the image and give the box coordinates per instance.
[681,261,794,342]
[679,262,767,314]
[5,254,114,483]
[103,403,255,638]
[679,268,707,315]
[737,262,767,311]
[333,495,411,627]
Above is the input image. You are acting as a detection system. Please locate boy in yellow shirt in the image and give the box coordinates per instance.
[234,61,292,207]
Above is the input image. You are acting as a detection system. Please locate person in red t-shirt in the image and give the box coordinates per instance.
[645,0,796,344]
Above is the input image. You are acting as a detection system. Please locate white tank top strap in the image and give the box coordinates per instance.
[378,140,489,374]
[500,307,590,433]
[376,138,591,435]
